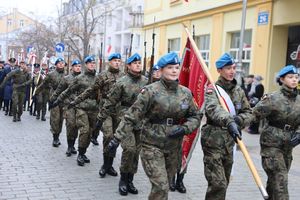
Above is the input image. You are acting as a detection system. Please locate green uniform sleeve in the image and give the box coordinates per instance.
[205,88,234,127]
[57,78,79,102]
[236,90,253,127]
[74,76,102,104]
[97,81,122,121]
[252,94,273,123]
[182,93,202,134]
[51,78,68,102]
[35,74,50,94]
[115,88,151,141]
[0,70,15,88]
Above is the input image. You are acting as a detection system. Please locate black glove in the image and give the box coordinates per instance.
[290,132,300,147]
[234,116,243,128]
[49,100,60,110]
[95,119,103,131]
[168,126,186,139]
[67,101,76,109]
[227,122,242,143]
[108,138,119,156]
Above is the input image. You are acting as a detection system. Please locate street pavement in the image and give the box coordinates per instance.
[0,111,300,200]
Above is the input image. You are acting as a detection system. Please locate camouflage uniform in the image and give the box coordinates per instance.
[0,68,31,121]
[201,76,252,200]
[115,78,201,200]
[99,71,147,175]
[36,68,65,141]
[253,85,300,200]
[34,71,49,121]
[51,71,81,152]
[57,69,97,160]
[74,66,123,170]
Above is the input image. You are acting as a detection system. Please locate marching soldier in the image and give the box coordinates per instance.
[108,52,201,199]
[201,53,252,200]
[252,65,300,200]
[151,64,162,82]
[29,64,40,116]
[53,56,98,166]
[0,61,31,122]
[50,59,81,156]
[0,60,5,110]
[97,53,147,195]
[35,57,65,147]
[69,53,124,176]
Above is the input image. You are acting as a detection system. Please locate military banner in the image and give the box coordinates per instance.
[179,38,208,173]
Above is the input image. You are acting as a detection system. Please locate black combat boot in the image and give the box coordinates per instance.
[70,139,77,154]
[36,111,40,120]
[12,115,17,122]
[175,172,186,193]
[66,140,73,157]
[41,110,46,121]
[127,173,138,194]
[90,135,99,145]
[32,110,36,116]
[16,114,21,121]
[107,157,118,176]
[52,135,61,147]
[77,147,86,166]
[5,110,8,115]
[99,154,109,178]
[119,173,128,196]
[169,176,176,191]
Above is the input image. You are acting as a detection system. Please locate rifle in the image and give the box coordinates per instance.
[99,42,103,73]
[125,34,134,73]
[192,25,195,40]
[147,16,156,84]
[142,40,147,75]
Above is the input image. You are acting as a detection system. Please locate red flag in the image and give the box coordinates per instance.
[179,38,207,172]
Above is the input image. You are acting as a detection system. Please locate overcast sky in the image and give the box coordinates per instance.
[0,0,68,22]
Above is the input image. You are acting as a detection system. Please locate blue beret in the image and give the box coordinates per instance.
[55,57,65,65]
[84,56,95,63]
[71,59,81,66]
[215,53,235,69]
[157,52,180,68]
[108,53,121,61]
[153,64,160,71]
[277,65,298,78]
[126,53,141,64]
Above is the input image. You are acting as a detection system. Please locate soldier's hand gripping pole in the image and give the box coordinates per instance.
[183,25,269,200]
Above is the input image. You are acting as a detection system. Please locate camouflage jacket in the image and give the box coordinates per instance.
[201,76,252,150]
[115,78,202,150]
[74,66,124,106]
[57,69,97,111]
[50,71,81,106]
[34,71,50,96]
[35,68,64,97]
[0,68,31,92]
[253,85,300,156]
[98,71,147,120]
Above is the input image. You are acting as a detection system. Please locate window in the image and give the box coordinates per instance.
[168,38,181,53]
[229,30,252,75]
[7,19,12,26]
[19,20,24,27]
[195,34,210,67]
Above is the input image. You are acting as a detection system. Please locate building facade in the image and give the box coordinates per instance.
[0,8,36,61]
[143,0,300,92]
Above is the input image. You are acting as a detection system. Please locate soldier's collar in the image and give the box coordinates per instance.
[128,70,141,80]
[281,85,298,99]
[108,66,120,73]
[217,76,236,91]
[161,77,178,91]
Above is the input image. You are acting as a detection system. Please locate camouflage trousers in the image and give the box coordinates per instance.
[63,107,78,141]
[140,144,179,200]
[36,92,49,117]
[101,115,119,157]
[262,147,292,200]
[202,146,233,200]
[11,90,25,117]
[120,129,141,174]
[76,109,98,149]
[50,105,64,136]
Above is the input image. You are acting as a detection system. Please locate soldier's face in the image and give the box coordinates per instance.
[218,64,236,81]
[20,63,26,70]
[280,74,299,89]
[56,61,65,69]
[128,60,142,73]
[152,69,162,79]
[109,59,121,69]
[86,61,96,71]
[73,64,81,73]
[161,64,180,81]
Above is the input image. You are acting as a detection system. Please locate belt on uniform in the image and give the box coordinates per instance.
[149,118,180,126]
[121,102,132,107]
[269,121,295,132]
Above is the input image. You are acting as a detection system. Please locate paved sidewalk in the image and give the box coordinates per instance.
[0,112,300,200]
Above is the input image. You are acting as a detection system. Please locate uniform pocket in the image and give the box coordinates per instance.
[262,156,283,173]
[140,148,154,177]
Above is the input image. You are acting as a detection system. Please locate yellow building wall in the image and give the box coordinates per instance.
[273,0,300,26]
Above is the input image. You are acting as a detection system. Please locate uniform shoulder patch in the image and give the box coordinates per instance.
[206,84,215,94]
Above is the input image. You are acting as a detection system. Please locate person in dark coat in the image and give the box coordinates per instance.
[0,61,5,110]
